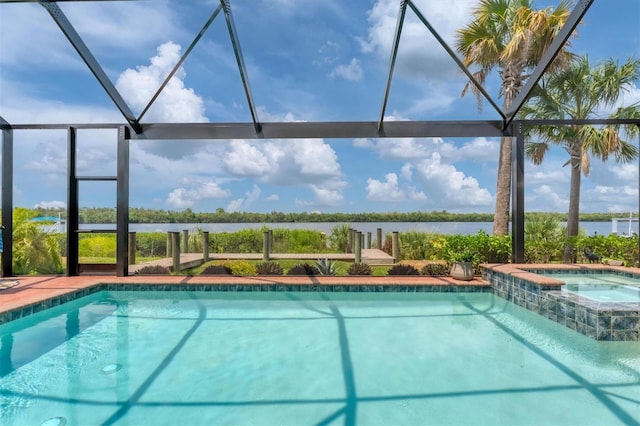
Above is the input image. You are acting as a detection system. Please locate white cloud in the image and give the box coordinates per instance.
[224,139,342,185]
[116,42,207,123]
[366,173,406,202]
[265,194,280,201]
[528,185,569,211]
[360,0,475,80]
[226,185,261,212]
[34,200,66,209]
[297,185,344,208]
[413,152,493,209]
[166,181,230,209]
[329,58,364,81]
[609,163,638,182]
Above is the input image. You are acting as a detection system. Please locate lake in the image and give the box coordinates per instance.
[73,221,638,236]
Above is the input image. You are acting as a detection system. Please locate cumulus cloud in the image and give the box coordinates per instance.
[329,58,364,81]
[296,185,344,209]
[366,173,407,202]
[527,185,569,212]
[35,200,66,209]
[224,139,342,184]
[166,181,230,209]
[360,0,475,80]
[116,42,207,123]
[226,185,261,212]
[354,135,499,163]
[413,152,492,209]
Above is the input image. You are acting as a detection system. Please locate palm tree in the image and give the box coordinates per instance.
[520,56,640,263]
[455,0,573,236]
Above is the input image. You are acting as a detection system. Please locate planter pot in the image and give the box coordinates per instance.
[450,261,473,281]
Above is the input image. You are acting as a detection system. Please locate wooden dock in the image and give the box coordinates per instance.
[129,249,394,273]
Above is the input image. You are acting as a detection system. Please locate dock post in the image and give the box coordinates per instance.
[348,228,354,253]
[203,232,209,261]
[182,229,189,253]
[367,232,371,249]
[171,232,180,273]
[167,232,172,257]
[355,232,362,263]
[392,231,400,262]
[128,232,136,265]
[263,231,270,262]
[268,229,273,253]
[376,228,382,250]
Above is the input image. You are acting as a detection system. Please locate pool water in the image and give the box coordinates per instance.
[1,291,639,425]
[549,272,640,303]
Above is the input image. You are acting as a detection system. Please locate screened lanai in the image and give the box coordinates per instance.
[1,0,639,276]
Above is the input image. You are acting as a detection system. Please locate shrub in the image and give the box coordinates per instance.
[316,258,337,275]
[287,263,319,276]
[136,232,168,257]
[134,265,170,275]
[347,262,372,275]
[256,262,284,275]
[328,224,351,253]
[224,260,257,276]
[387,264,420,275]
[421,262,449,276]
[381,234,393,256]
[201,264,233,275]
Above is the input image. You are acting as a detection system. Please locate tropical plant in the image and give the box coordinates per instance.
[328,223,351,253]
[12,207,63,274]
[347,262,372,276]
[255,261,284,275]
[524,213,566,263]
[316,258,337,275]
[520,56,640,263]
[287,263,319,276]
[134,265,170,275]
[455,0,573,235]
[387,264,420,276]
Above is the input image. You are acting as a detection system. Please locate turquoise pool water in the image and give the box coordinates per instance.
[549,272,640,303]
[1,291,639,425]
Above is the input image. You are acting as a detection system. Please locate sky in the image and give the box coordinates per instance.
[0,0,639,215]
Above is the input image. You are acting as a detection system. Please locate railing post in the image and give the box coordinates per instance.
[167,232,172,257]
[263,231,270,262]
[128,232,136,265]
[392,231,400,262]
[171,232,180,273]
[367,232,371,249]
[182,229,189,253]
[203,231,209,261]
[355,232,362,263]
[376,228,382,250]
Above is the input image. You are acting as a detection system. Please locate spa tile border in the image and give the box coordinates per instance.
[483,264,640,341]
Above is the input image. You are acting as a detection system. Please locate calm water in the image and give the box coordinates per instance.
[1,291,639,425]
[74,221,638,236]
[547,272,640,303]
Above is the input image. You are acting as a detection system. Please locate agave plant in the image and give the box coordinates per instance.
[316,258,337,275]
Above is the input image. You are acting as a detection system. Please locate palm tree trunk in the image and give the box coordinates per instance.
[563,143,582,263]
[492,136,512,236]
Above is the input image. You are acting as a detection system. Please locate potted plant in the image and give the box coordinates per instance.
[448,250,475,281]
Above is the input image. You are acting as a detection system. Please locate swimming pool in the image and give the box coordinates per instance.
[544,272,640,303]
[1,291,639,425]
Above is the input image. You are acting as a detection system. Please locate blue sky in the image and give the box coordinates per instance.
[1,0,639,214]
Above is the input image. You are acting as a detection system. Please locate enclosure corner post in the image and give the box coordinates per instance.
[116,125,130,277]
[511,122,525,263]
[1,126,13,277]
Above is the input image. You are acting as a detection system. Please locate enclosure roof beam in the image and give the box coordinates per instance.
[221,0,261,134]
[408,0,505,121]
[126,120,506,140]
[378,0,408,133]
[0,115,10,130]
[138,4,223,122]
[37,0,143,134]
[504,0,594,126]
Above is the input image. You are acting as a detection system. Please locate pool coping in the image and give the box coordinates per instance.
[0,274,491,324]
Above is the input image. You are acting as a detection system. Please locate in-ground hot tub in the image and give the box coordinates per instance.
[483,264,640,341]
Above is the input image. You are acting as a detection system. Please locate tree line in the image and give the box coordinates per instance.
[29,207,632,224]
